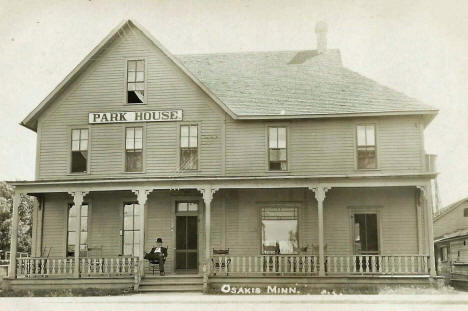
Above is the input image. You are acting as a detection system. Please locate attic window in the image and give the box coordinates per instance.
[127,60,145,104]
[464,208,468,217]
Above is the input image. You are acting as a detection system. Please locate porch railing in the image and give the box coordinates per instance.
[16,256,138,278]
[326,255,430,275]
[211,255,319,275]
[210,255,430,276]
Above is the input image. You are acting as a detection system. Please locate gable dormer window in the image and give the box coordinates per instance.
[127,60,145,104]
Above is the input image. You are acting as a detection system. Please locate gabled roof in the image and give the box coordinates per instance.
[434,228,468,243]
[178,50,437,119]
[21,20,236,131]
[434,197,468,222]
[21,19,438,132]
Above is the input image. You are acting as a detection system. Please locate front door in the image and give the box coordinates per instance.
[175,201,199,273]
[176,216,198,272]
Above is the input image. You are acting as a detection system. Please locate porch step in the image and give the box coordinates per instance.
[139,275,204,292]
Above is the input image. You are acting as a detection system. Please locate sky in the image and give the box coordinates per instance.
[0,0,467,207]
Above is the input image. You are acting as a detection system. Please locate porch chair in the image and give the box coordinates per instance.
[144,246,168,275]
[211,248,231,275]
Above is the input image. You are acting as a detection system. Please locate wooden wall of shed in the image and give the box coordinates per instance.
[434,201,468,239]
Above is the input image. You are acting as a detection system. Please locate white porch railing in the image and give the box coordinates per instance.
[211,255,319,275]
[16,257,75,277]
[16,256,138,278]
[326,255,430,275]
[210,255,430,276]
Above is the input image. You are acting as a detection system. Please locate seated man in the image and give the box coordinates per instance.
[148,237,168,276]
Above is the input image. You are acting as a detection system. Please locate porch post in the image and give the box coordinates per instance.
[8,191,21,279]
[69,191,88,278]
[416,194,424,255]
[418,185,437,277]
[132,188,153,278]
[309,185,330,277]
[198,186,218,291]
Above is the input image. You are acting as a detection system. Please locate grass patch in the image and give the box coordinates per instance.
[0,287,135,297]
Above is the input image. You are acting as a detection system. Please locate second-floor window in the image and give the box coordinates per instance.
[357,124,377,169]
[125,127,143,172]
[127,60,145,104]
[268,127,287,171]
[180,125,198,170]
[71,129,88,173]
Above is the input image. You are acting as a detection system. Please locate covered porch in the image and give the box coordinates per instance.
[6,174,437,290]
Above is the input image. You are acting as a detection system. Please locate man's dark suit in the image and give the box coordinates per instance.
[146,246,168,273]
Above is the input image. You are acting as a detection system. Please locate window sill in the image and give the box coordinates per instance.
[265,170,291,173]
[122,171,145,174]
[67,172,89,176]
[176,170,201,173]
[355,168,381,172]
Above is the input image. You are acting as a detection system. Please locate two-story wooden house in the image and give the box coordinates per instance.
[6,20,439,292]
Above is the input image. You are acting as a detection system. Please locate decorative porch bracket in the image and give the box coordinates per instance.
[309,185,331,277]
[68,191,89,278]
[132,188,154,284]
[417,185,437,277]
[8,190,22,279]
[197,186,218,291]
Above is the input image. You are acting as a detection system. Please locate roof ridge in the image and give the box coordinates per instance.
[176,49,341,57]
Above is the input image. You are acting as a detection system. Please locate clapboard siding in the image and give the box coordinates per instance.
[220,187,418,256]
[37,187,420,267]
[434,201,468,239]
[36,22,425,180]
[324,187,419,255]
[38,23,225,180]
[42,193,68,257]
[87,191,130,257]
[225,116,424,176]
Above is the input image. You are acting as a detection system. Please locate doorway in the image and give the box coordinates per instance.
[175,202,199,273]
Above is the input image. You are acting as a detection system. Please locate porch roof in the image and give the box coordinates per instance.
[8,172,435,194]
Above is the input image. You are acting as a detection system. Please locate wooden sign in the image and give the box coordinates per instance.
[89,110,183,124]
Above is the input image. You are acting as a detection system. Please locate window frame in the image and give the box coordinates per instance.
[355,123,378,170]
[267,126,288,172]
[440,245,449,262]
[179,124,199,171]
[124,126,144,173]
[259,205,299,255]
[69,127,90,174]
[125,58,147,105]
[349,207,382,255]
[121,202,141,256]
[66,202,89,258]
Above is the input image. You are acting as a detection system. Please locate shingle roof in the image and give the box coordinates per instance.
[177,50,437,117]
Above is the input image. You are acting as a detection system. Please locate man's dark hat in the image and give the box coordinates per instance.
[156,237,163,243]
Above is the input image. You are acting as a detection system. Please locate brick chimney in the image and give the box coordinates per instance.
[315,21,328,54]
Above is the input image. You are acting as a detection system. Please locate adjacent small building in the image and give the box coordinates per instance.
[5,20,439,292]
[434,198,468,285]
